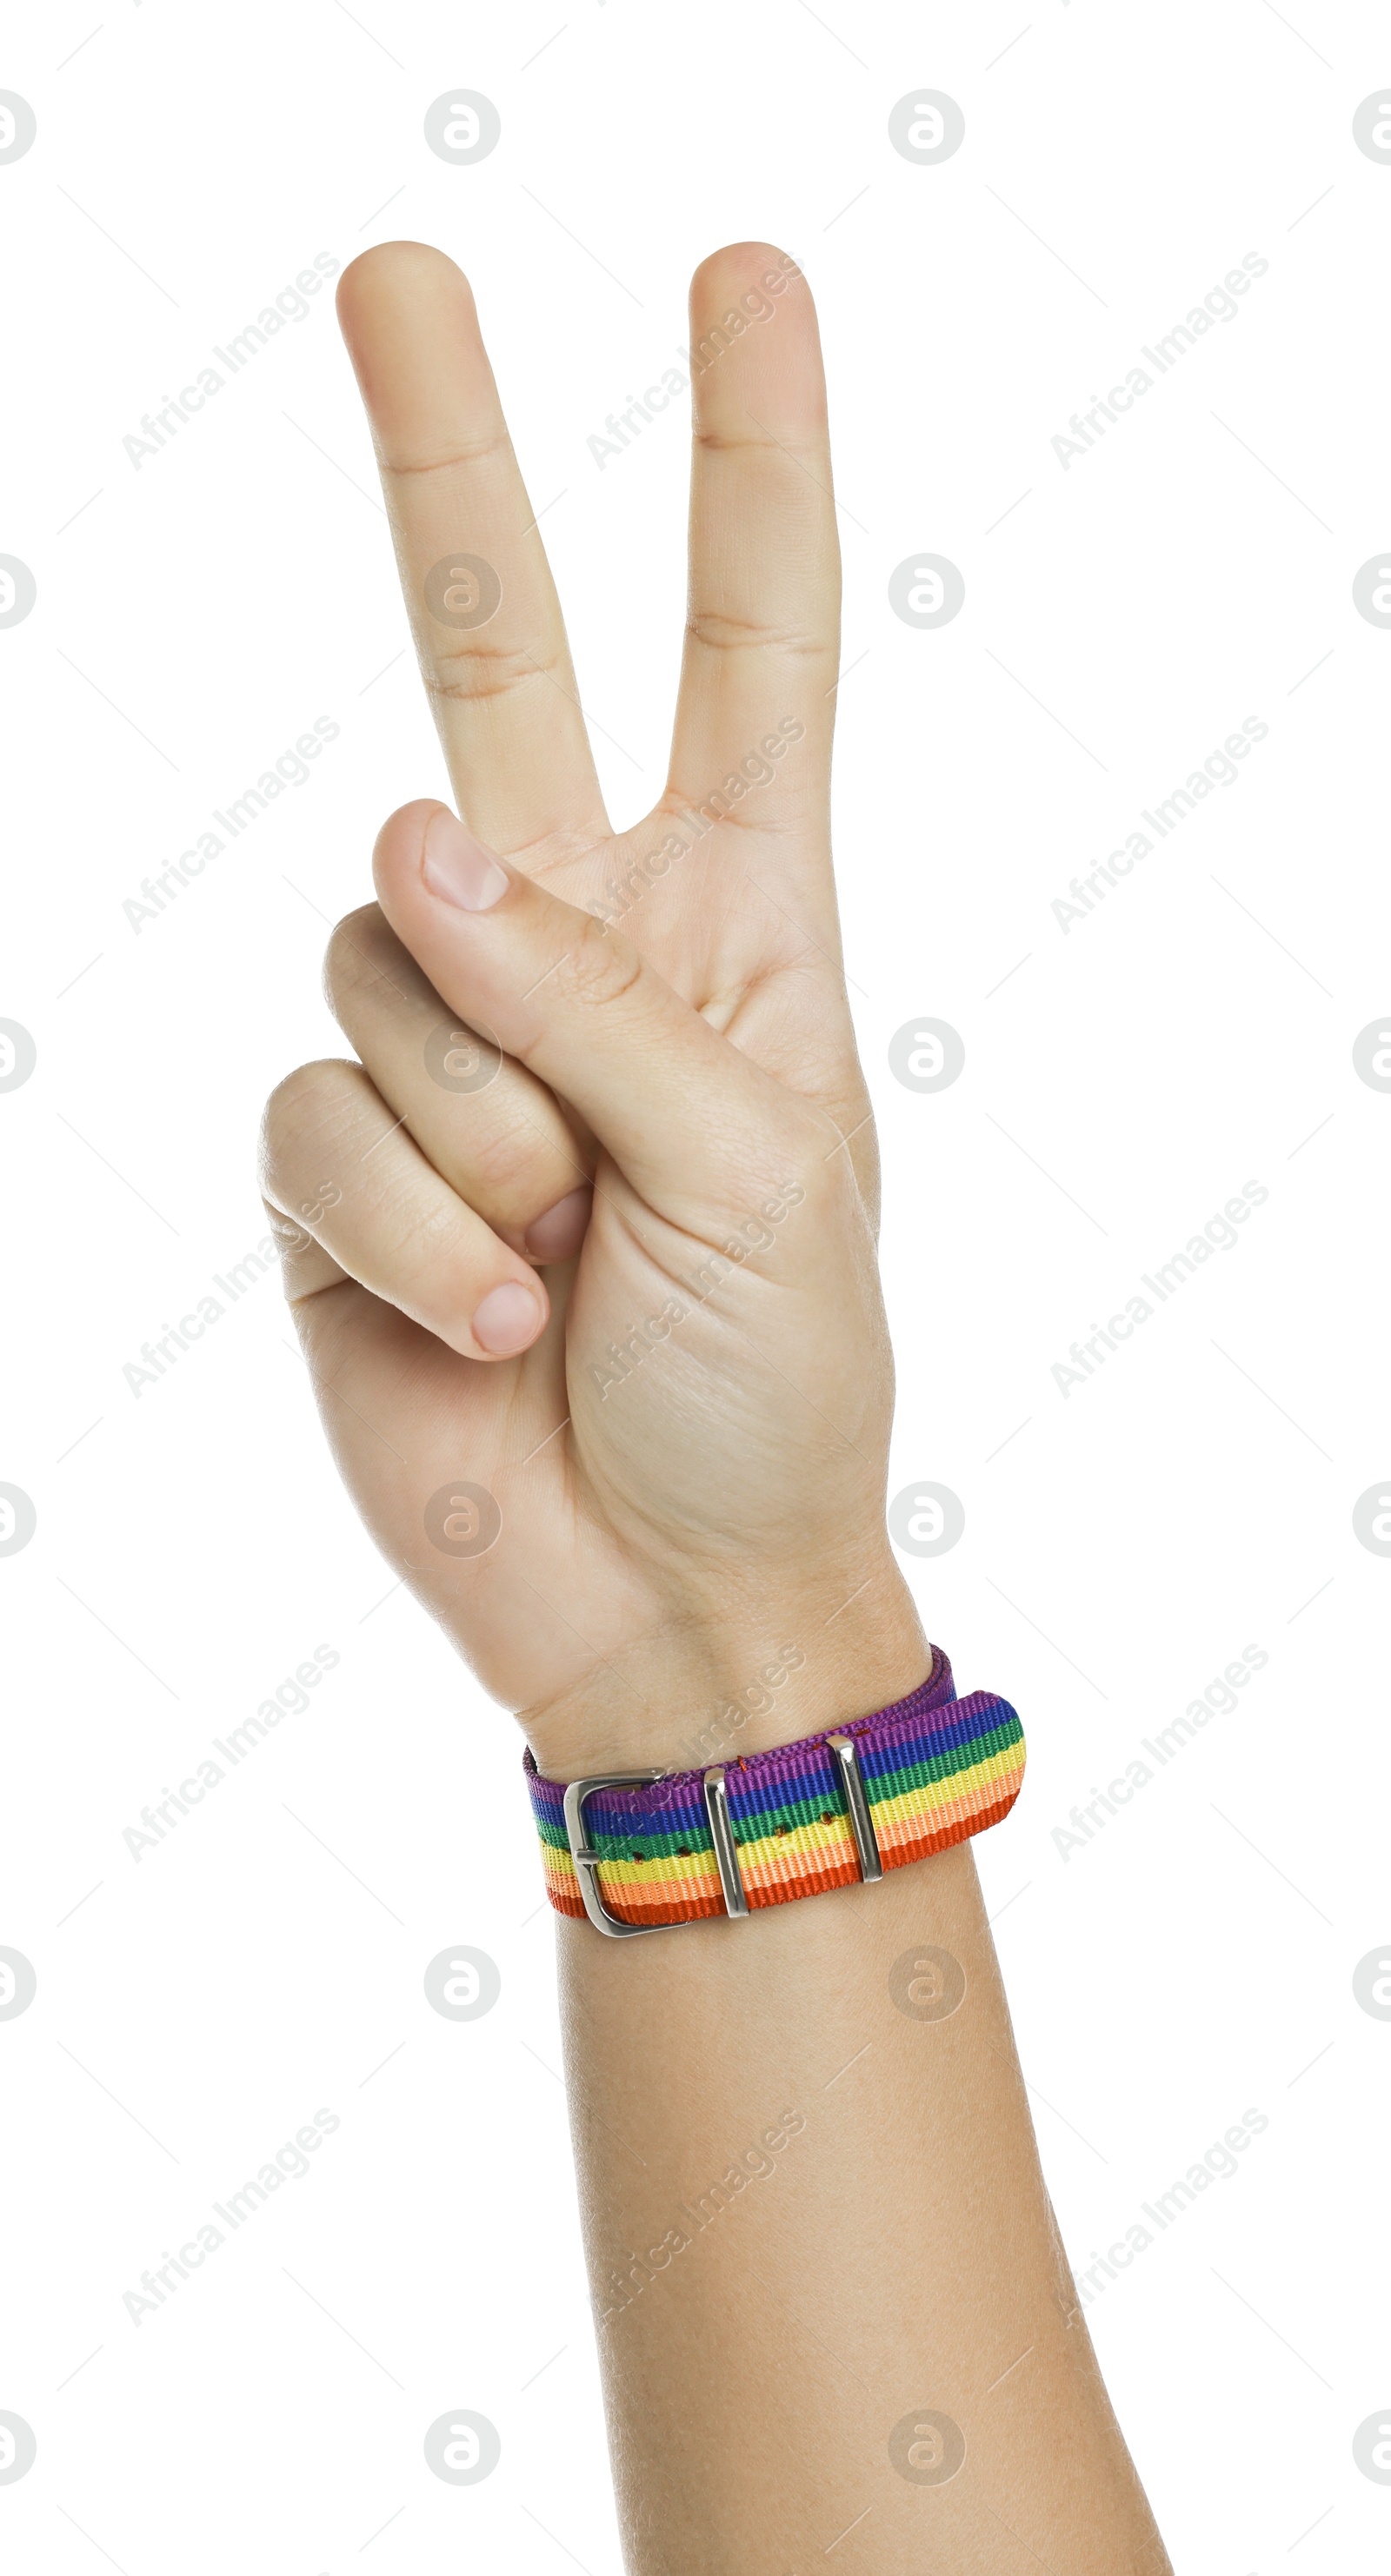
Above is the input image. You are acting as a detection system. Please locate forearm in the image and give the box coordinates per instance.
[550,1624,1171,2575]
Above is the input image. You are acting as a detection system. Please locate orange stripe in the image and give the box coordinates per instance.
[594,1790,1024,1927]
[876,1763,1023,1853]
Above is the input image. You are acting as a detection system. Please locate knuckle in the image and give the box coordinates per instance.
[415,1194,471,1264]
[386,426,511,479]
[685,607,822,657]
[425,641,556,711]
[733,1105,854,1237]
[263,1199,320,1268]
[456,1105,569,1202]
[691,426,782,457]
[259,1059,365,1184]
[377,1177,471,1284]
[551,914,644,1012]
[322,904,391,1009]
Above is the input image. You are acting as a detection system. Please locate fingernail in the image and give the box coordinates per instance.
[423,809,509,912]
[523,1185,593,1263]
[471,1280,543,1356]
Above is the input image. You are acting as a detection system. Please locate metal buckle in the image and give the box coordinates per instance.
[562,1764,755,1937]
[562,1770,671,1938]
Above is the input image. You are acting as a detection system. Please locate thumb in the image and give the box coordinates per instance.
[372,802,802,1225]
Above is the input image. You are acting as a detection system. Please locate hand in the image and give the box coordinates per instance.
[261,241,927,1778]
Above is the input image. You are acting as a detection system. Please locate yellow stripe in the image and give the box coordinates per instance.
[737,1816,858,1886]
[871,1747,1026,1836]
[589,1853,724,1898]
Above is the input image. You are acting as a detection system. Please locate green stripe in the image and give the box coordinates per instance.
[865,1713,1024,1807]
[536,1813,719,1862]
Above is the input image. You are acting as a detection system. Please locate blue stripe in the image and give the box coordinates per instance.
[855,1696,1017,1785]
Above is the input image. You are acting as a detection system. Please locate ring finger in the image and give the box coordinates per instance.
[324,893,595,1264]
[260,1056,550,1361]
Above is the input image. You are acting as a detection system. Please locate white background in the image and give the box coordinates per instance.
[2,2,1388,2569]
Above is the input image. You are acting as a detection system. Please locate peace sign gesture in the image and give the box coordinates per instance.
[261,239,926,1776]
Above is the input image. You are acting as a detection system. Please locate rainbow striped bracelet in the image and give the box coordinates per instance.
[523,1650,1025,1936]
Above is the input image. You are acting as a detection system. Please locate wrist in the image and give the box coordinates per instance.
[517,1550,929,1783]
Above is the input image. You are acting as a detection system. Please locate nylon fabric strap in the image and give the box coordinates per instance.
[524,1649,1025,1929]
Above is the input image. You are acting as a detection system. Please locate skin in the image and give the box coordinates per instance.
[263,238,1171,2573]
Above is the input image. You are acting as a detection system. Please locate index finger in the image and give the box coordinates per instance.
[337,242,609,861]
